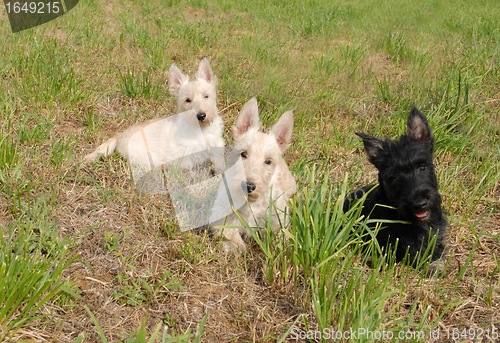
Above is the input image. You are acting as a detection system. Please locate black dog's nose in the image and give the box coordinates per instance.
[197,112,206,121]
[415,199,428,210]
[241,181,256,194]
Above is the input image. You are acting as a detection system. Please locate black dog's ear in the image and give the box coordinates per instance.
[406,107,434,146]
[356,132,385,164]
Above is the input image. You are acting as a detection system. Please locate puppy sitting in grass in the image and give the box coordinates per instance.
[344,107,447,272]
[84,58,225,173]
[209,98,296,251]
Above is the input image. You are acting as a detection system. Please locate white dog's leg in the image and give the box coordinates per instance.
[221,228,247,252]
[210,147,226,174]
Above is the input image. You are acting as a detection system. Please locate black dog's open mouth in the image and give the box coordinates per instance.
[414,210,429,219]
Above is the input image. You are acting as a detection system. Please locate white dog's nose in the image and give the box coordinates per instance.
[197,112,206,121]
[241,181,256,194]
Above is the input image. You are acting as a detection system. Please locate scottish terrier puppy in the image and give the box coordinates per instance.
[209,98,296,251]
[85,58,225,173]
[344,107,447,270]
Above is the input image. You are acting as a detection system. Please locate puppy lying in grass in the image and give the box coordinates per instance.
[344,108,447,273]
[85,58,225,173]
[209,98,296,251]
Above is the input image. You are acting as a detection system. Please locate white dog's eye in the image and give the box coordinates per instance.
[264,159,271,165]
[241,151,247,158]
[186,98,191,103]
[204,95,209,99]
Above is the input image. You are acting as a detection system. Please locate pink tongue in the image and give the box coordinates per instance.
[415,210,429,218]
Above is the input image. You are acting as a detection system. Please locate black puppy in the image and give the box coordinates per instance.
[344,107,447,269]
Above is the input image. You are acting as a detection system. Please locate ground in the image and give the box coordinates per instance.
[0,0,499,342]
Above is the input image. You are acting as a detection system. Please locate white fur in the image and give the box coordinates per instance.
[209,98,296,251]
[84,58,225,172]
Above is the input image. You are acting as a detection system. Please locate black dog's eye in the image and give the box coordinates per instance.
[204,95,209,99]
[241,151,247,158]
[419,165,426,172]
[264,159,271,165]
[185,98,191,103]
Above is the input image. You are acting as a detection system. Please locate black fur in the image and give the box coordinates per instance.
[344,107,447,266]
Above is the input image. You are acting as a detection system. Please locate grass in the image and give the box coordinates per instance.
[0,0,499,341]
[0,192,78,341]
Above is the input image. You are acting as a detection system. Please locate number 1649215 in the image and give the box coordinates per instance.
[5,2,61,14]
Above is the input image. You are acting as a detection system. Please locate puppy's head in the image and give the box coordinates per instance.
[356,107,441,221]
[231,98,293,203]
[168,58,218,128]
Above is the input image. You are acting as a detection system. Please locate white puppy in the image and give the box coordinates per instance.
[209,98,296,251]
[84,58,225,173]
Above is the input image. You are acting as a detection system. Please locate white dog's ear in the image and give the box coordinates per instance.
[196,58,218,84]
[233,98,260,137]
[271,111,294,153]
[168,65,189,96]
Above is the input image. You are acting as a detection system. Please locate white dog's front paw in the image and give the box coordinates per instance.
[210,150,226,174]
[84,152,97,162]
[222,240,246,253]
